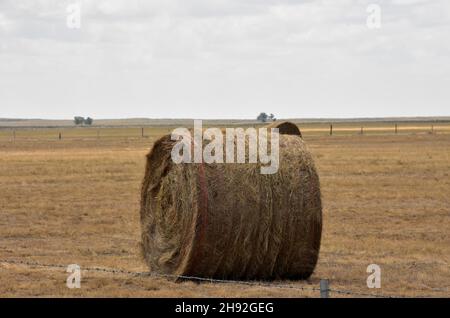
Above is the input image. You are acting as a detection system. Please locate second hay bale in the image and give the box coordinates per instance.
[267,121,302,137]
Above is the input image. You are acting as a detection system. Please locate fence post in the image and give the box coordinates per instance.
[12,129,16,143]
[320,279,329,298]
[59,132,62,140]
[395,123,398,134]
[329,124,333,136]
[431,125,434,134]
[141,127,144,138]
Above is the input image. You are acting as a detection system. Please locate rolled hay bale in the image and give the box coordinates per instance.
[266,121,302,137]
[140,124,321,280]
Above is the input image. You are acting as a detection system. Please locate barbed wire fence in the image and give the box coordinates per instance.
[1,258,446,298]
[2,122,450,142]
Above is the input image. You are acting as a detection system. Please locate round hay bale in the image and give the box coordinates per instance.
[267,121,302,137]
[140,125,321,280]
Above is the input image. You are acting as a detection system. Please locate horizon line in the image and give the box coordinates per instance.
[2,115,450,121]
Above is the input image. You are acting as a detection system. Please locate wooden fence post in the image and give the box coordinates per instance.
[395,123,398,134]
[320,279,329,298]
[59,132,62,140]
[141,127,144,138]
[330,124,333,136]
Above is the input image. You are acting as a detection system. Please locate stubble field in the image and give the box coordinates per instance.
[0,124,449,297]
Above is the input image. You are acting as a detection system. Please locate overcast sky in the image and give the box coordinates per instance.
[0,0,449,119]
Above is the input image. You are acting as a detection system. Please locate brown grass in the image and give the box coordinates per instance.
[0,127,449,297]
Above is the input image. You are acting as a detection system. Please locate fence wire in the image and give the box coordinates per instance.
[2,258,445,298]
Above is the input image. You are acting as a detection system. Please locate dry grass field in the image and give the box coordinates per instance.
[0,123,449,297]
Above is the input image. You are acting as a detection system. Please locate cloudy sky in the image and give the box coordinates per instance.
[0,0,449,119]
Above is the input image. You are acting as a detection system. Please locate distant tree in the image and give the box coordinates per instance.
[257,112,269,122]
[74,116,85,125]
[269,113,276,122]
[84,117,93,125]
